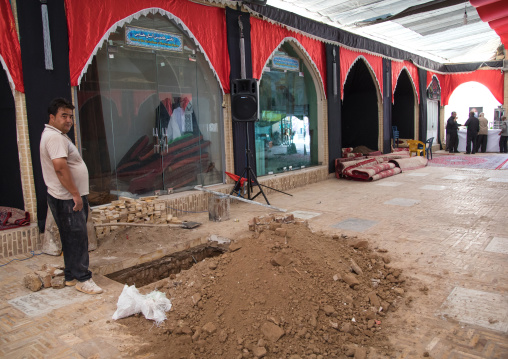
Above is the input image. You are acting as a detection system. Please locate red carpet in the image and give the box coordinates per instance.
[428,153,508,170]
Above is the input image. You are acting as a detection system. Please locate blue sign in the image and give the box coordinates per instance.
[125,26,183,52]
[272,55,299,71]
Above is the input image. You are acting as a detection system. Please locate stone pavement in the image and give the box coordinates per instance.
[1,152,507,358]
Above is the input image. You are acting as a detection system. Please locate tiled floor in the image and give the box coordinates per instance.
[1,152,507,358]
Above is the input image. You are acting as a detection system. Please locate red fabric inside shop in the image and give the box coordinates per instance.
[339,47,383,101]
[64,0,230,92]
[0,0,24,92]
[250,17,327,97]
[427,70,503,106]
[391,60,419,104]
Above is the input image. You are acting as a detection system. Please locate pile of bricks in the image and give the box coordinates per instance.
[23,264,66,292]
[248,213,306,232]
[91,196,180,238]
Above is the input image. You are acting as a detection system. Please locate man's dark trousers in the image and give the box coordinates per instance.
[47,194,92,282]
[466,133,477,154]
[476,135,487,153]
[449,131,458,152]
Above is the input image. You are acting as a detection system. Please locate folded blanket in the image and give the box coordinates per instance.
[345,163,396,180]
[389,156,428,171]
[371,168,402,181]
[0,206,30,231]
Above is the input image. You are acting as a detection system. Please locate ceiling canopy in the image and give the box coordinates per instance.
[264,0,506,63]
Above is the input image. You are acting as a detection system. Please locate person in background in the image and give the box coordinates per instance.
[499,116,508,154]
[446,111,461,153]
[40,98,103,295]
[464,111,480,154]
[475,112,488,153]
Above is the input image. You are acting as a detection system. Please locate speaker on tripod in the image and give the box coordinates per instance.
[230,78,271,204]
[231,78,259,122]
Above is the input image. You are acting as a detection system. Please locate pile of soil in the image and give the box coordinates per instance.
[116,216,408,359]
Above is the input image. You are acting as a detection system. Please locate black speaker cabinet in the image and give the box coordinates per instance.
[231,78,259,122]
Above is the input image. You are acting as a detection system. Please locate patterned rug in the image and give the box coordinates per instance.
[428,154,508,170]
[0,206,30,231]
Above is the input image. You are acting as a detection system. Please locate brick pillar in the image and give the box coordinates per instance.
[322,98,329,167]
[223,94,235,175]
[439,105,445,148]
[14,90,38,222]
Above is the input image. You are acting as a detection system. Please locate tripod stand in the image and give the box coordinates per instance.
[230,122,270,205]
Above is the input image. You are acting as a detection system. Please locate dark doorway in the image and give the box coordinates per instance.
[341,60,378,151]
[392,70,415,139]
[0,69,24,210]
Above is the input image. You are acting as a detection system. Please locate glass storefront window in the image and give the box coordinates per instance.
[256,43,318,176]
[77,13,223,205]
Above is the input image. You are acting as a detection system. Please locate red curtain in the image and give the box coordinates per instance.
[339,47,383,101]
[64,0,230,92]
[0,0,23,92]
[250,17,327,97]
[427,69,503,106]
[391,60,419,104]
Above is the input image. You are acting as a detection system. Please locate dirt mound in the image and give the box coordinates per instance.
[117,217,407,358]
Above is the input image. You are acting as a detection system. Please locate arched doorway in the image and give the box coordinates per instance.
[257,40,322,175]
[342,59,379,151]
[392,70,415,140]
[0,69,23,209]
[445,82,502,124]
[77,12,224,205]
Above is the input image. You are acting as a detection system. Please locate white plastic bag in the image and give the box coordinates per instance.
[112,284,172,326]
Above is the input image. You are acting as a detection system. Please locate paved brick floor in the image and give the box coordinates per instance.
[1,152,507,358]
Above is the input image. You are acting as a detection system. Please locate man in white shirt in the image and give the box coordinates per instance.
[40,98,102,295]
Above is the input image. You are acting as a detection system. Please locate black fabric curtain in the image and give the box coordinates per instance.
[341,60,378,151]
[382,58,392,153]
[226,7,257,176]
[0,69,24,210]
[17,0,72,231]
[392,71,416,141]
[418,68,428,142]
[248,4,503,73]
[326,44,341,172]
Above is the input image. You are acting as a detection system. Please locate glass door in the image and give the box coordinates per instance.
[156,49,203,192]
[427,100,439,142]
[107,46,164,197]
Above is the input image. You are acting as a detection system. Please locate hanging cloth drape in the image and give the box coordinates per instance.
[40,0,53,70]
[339,47,383,101]
[64,0,230,92]
[391,60,420,104]
[0,0,24,92]
[250,17,327,98]
[427,69,503,106]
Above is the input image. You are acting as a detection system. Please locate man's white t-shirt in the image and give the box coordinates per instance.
[40,124,89,200]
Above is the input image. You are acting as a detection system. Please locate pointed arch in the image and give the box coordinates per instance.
[427,69,503,106]
[257,37,326,99]
[64,0,229,92]
[391,60,419,104]
[250,16,327,98]
[340,47,383,101]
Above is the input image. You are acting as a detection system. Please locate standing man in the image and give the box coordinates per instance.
[40,98,103,295]
[476,112,488,153]
[464,111,480,154]
[500,116,508,153]
[446,111,461,153]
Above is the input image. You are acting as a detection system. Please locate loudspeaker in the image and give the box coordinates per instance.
[231,78,258,122]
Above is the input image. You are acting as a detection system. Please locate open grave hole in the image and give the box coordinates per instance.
[106,243,228,287]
